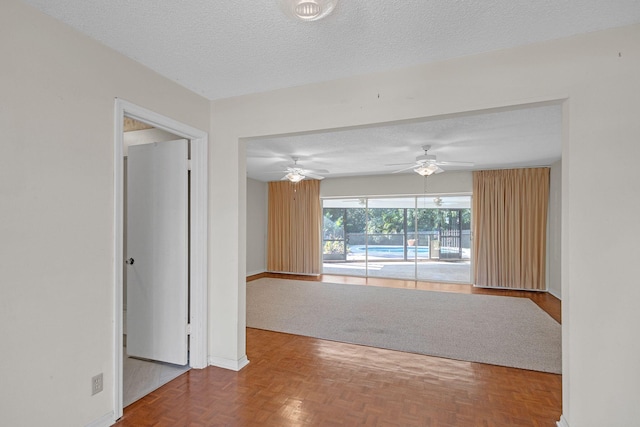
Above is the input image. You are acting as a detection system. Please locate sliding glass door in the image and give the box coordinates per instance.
[322,195,472,283]
[415,196,471,283]
[366,198,417,280]
[322,199,367,277]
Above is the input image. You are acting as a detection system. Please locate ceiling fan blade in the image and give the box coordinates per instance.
[304,172,325,180]
[436,160,474,167]
[385,162,415,167]
[265,170,291,174]
[298,168,329,175]
[391,164,420,173]
[303,168,330,174]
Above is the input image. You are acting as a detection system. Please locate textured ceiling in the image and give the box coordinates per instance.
[23,0,640,100]
[23,0,639,180]
[247,103,563,181]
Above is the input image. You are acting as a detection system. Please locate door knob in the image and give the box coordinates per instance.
[125,258,135,265]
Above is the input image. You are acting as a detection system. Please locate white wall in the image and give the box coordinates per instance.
[320,171,472,198]
[0,1,210,426]
[548,160,562,299]
[246,178,267,276]
[211,24,640,426]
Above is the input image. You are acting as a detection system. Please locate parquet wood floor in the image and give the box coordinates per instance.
[114,274,562,427]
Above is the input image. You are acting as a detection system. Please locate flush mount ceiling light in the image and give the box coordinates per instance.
[279,0,338,21]
[285,171,306,183]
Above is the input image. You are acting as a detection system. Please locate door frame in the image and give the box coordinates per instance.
[112,98,209,419]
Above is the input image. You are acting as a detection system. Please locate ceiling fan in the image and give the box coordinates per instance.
[389,145,474,176]
[272,157,329,182]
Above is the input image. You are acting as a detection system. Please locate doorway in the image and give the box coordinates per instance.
[113,99,209,420]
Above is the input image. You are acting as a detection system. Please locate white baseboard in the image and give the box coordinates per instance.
[557,415,569,427]
[209,355,250,371]
[85,411,114,427]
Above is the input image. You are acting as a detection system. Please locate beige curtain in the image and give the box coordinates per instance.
[473,168,549,290]
[267,180,322,275]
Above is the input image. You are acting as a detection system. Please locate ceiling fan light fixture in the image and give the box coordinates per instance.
[414,164,440,176]
[280,0,338,21]
[286,171,305,183]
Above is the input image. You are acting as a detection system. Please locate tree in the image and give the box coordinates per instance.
[367,208,405,234]
[323,208,344,239]
[323,206,471,244]
[344,208,367,234]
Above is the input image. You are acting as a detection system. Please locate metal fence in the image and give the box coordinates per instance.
[323,230,471,261]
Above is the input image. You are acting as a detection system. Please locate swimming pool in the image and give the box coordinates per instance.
[347,244,469,259]
[349,245,430,258]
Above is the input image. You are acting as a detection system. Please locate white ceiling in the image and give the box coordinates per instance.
[247,103,563,181]
[23,0,640,101]
[24,0,640,180]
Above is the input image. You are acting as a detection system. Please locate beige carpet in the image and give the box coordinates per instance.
[247,278,561,374]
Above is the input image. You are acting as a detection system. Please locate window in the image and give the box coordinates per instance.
[322,195,471,283]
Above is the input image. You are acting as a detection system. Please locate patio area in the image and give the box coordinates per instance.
[323,244,471,283]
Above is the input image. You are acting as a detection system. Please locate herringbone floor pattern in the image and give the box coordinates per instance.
[114,275,562,426]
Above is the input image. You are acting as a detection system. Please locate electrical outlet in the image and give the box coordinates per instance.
[91,373,103,396]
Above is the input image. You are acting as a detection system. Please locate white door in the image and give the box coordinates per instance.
[126,139,189,366]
